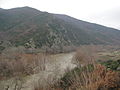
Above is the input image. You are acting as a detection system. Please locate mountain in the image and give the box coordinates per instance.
[0,7,120,50]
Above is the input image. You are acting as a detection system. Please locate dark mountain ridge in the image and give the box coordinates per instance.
[0,7,120,50]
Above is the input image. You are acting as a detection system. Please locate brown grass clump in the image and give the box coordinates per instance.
[54,64,120,90]
[87,65,120,90]
[73,46,97,67]
[0,52,48,79]
[100,70,120,89]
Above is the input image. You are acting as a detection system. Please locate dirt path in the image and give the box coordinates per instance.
[0,52,76,90]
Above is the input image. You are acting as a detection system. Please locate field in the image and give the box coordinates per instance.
[0,45,120,90]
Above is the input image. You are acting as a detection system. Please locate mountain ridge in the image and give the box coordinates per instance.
[0,7,120,51]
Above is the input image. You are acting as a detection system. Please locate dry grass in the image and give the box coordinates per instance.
[72,45,97,67]
[44,47,120,90]
[85,65,120,90]
[51,64,120,90]
[0,52,48,80]
[0,46,120,90]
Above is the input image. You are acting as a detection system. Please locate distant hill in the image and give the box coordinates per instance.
[0,7,120,50]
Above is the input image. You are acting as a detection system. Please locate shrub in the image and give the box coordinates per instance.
[58,64,94,89]
[54,64,120,90]
[101,60,120,70]
[0,51,48,79]
[72,46,97,67]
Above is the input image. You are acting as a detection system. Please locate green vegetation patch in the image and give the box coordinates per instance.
[100,59,120,70]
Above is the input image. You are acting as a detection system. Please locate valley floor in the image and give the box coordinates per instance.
[0,52,76,90]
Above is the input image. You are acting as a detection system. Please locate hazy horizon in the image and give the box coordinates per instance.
[0,0,120,30]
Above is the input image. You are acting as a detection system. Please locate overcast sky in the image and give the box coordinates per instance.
[0,0,120,29]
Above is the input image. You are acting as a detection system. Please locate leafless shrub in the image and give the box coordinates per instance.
[31,53,48,73]
[0,47,48,79]
[72,45,97,67]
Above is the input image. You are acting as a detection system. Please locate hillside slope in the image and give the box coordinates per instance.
[0,7,120,49]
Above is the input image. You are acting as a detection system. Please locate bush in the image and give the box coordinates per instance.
[54,64,120,90]
[72,46,97,67]
[101,60,120,70]
[0,51,48,79]
[58,64,94,89]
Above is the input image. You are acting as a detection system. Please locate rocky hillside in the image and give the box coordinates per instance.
[0,7,120,50]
